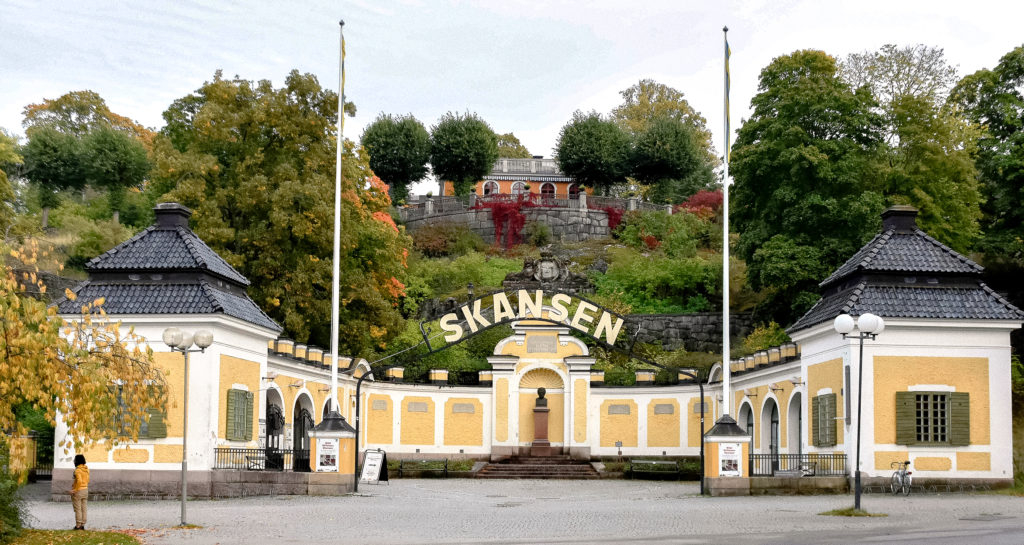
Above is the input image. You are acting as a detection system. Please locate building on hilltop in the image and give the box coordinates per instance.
[440,156,588,199]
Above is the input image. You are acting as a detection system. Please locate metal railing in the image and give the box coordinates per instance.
[213,447,310,472]
[748,453,846,477]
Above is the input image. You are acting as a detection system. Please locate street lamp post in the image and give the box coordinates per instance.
[832,313,884,511]
[162,327,214,526]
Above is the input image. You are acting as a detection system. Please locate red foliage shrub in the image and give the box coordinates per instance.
[473,195,536,248]
[642,234,660,250]
[677,189,723,220]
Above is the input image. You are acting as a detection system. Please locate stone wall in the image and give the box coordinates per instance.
[628,313,754,352]
[405,207,611,244]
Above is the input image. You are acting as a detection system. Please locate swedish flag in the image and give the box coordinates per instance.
[724,29,731,163]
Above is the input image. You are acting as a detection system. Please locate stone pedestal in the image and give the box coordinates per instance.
[531,407,552,456]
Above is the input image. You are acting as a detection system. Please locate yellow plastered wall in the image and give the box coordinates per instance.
[775,382,795,448]
[873,356,989,445]
[113,447,148,463]
[339,436,356,474]
[81,444,111,464]
[915,456,952,471]
[218,355,260,441]
[272,373,304,420]
[518,393,564,443]
[400,397,435,445]
[154,445,183,463]
[957,451,990,471]
[574,379,587,443]
[495,378,509,442]
[599,399,638,447]
[807,358,845,446]
[152,352,185,437]
[367,394,393,444]
[688,397,712,448]
[647,399,680,448]
[875,450,910,470]
[443,398,483,446]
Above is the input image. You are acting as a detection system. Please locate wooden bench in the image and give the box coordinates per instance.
[775,462,816,477]
[626,459,681,480]
[397,459,448,478]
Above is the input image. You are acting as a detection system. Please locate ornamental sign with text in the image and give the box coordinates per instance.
[437,289,626,346]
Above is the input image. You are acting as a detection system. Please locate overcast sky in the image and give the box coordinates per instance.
[2,0,1022,174]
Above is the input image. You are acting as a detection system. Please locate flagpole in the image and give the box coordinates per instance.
[721,25,732,418]
[330,19,345,413]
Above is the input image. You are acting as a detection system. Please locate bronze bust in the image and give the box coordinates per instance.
[536,387,547,407]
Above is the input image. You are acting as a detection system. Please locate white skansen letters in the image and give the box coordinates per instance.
[437,290,625,345]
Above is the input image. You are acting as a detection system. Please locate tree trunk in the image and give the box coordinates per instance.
[41,207,49,229]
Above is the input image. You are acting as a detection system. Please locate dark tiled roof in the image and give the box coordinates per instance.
[58,281,281,332]
[790,283,1024,331]
[87,227,249,286]
[820,229,981,288]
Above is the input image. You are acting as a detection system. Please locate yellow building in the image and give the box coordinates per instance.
[52,205,1020,498]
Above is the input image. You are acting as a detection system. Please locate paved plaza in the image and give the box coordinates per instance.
[22,480,1024,544]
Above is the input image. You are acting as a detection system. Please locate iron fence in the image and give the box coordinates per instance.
[213,447,310,472]
[748,453,846,477]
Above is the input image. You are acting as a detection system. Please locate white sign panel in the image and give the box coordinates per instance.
[719,442,742,477]
[360,449,385,483]
[316,438,339,472]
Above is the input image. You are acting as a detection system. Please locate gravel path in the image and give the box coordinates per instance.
[21,480,1024,544]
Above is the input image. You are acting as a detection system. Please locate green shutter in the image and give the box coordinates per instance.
[244,391,254,441]
[811,395,821,447]
[146,408,168,438]
[949,392,970,446]
[823,393,837,447]
[226,389,239,441]
[895,391,917,445]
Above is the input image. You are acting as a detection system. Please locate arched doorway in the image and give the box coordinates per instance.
[483,181,499,196]
[788,392,802,456]
[761,398,780,470]
[540,182,555,200]
[568,183,580,200]
[293,394,314,472]
[266,388,285,470]
[738,402,754,441]
[516,367,565,452]
[511,182,528,196]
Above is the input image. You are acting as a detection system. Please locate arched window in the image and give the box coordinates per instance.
[541,183,555,199]
[483,181,499,196]
[568,183,580,200]
[511,182,527,195]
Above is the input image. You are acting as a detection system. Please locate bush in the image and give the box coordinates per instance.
[741,321,791,353]
[591,248,720,314]
[412,222,486,257]
[523,221,551,246]
[615,210,713,258]
[0,442,24,543]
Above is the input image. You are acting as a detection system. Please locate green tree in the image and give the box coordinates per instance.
[555,111,630,195]
[842,45,981,252]
[631,116,715,203]
[952,45,1024,263]
[22,90,155,150]
[0,129,21,234]
[731,50,886,324]
[153,70,411,356]
[361,114,430,204]
[21,127,86,228]
[496,132,531,158]
[612,79,716,165]
[83,126,151,223]
[429,112,499,197]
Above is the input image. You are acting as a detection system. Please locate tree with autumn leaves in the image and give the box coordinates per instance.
[0,242,165,450]
[152,70,411,356]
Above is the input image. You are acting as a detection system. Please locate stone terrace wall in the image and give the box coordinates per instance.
[629,313,754,352]
[405,207,610,244]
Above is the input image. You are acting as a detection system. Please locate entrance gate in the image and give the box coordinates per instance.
[351,289,707,493]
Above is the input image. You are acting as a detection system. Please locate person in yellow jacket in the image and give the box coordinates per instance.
[69,454,89,530]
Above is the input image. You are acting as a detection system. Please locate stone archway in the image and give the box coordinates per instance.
[516,368,564,450]
[788,392,802,455]
[760,397,780,458]
[292,393,314,472]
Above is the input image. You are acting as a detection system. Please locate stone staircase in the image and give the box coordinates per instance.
[476,455,600,479]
